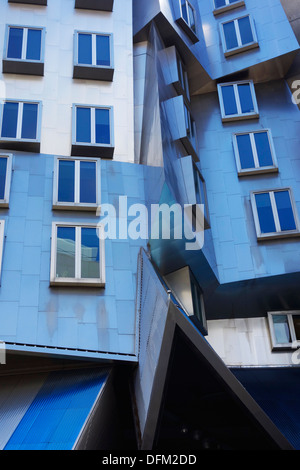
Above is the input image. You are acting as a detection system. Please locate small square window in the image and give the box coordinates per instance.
[268,311,300,350]
[72,105,114,158]
[0,154,13,207]
[251,188,300,240]
[53,157,100,211]
[3,25,45,76]
[50,222,105,287]
[220,15,258,57]
[218,81,259,122]
[0,100,41,152]
[73,32,114,81]
[213,0,245,16]
[233,130,278,176]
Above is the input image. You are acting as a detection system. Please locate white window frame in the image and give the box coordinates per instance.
[217,80,259,122]
[53,156,101,211]
[180,0,197,34]
[250,188,300,240]
[220,15,258,57]
[0,99,41,143]
[72,104,114,148]
[268,311,300,350]
[233,129,278,176]
[213,0,245,16]
[50,222,105,287]
[74,31,113,68]
[0,154,12,207]
[4,25,45,63]
[0,220,5,282]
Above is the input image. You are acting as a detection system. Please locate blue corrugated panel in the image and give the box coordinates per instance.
[4,368,108,450]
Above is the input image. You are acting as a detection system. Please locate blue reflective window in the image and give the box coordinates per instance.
[273,315,291,344]
[255,193,276,234]
[56,227,76,278]
[96,35,110,67]
[26,29,42,61]
[274,191,296,232]
[7,28,23,59]
[21,103,38,139]
[80,161,96,204]
[0,157,8,200]
[1,102,19,138]
[81,228,100,279]
[221,85,238,116]
[254,132,273,167]
[223,21,238,50]
[76,107,91,143]
[236,134,255,169]
[181,0,189,23]
[238,83,254,113]
[215,0,240,7]
[78,33,92,65]
[238,16,254,45]
[95,108,110,144]
[58,160,75,203]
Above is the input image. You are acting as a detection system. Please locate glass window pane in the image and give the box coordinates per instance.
[181,0,188,23]
[223,21,238,50]
[238,83,254,113]
[96,35,110,67]
[188,4,196,31]
[80,161,96,204]
[0,157,8,200]
[254,132,273,167]
[58,160,75,203]
[221,85,238,115]
[236,134,255,169]
[26,29,42,61]
[229,0,239,3]
[255,192,276,234]
[272,315,291,344]
[56,227,76,278]
[215,0,226,7]
[274,191,296,232]
[21,103,38,139]
[81,228,100,279]
[78,33,92,65]
[76,107,91,143]
[1,102,19,138]
[95,108,110,144]
[238,16,254,45]
[7,28,23,59]
[292,315,300,341]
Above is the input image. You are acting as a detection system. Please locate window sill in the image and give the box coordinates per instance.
[257,230,300,242]
[2,59,44,77]
[52,202,99,212]
[222,112,259,123]
[50,278,105,287]
[0,139,40,153]
[224,42,259,58]
[73,65,114,82]
[75,0,113,11]
[71,143,114,159]
[238,166,278,177]
[0,201,9,208]
[8,0,47,4]
[213,1,245,16]
[175,17,199,44]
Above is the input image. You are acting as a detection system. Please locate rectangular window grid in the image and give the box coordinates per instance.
[218,81,259,121]
[233,130,278,175]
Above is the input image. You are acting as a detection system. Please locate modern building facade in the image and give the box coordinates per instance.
[0,0,299,451]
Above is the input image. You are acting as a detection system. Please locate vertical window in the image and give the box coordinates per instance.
[53,157,100,210]
[193,163,210,229]
[0,154,12,207]
[176,52,190,101]
[77,32,111,67]
[233,130,278,175]
[0,221,5,281]
[268,312,300,350]
[75,106,111,146]
[6,26,43,62]
[180,0,196,34]
[251,189,300,239]
[221,16,258,56]
[184,104,196,151]
[218,81,259,121]
[50,223,105,286]
[0,101,40,141]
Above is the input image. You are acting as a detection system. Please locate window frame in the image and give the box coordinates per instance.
[73,30,114,81]
[176,50,190,102]
[50,222,105,287]
[217,80,259,122]
[220,15,258,57]
[268,311,300,350]
[71,104,114,158]
[52,156,101,211]
[250,188,300,241]
[213,0,245,16]
[233,129,278,176]
[0,153,13,208]
[179,0,197,35]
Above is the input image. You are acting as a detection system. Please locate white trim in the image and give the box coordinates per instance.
[220,15,258,57]
[217,80,259,122]
[0,153,13,207]
[50,222,105,287]
[5,25,45,63]
[268,311,300,350]
[74,31,113,68]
